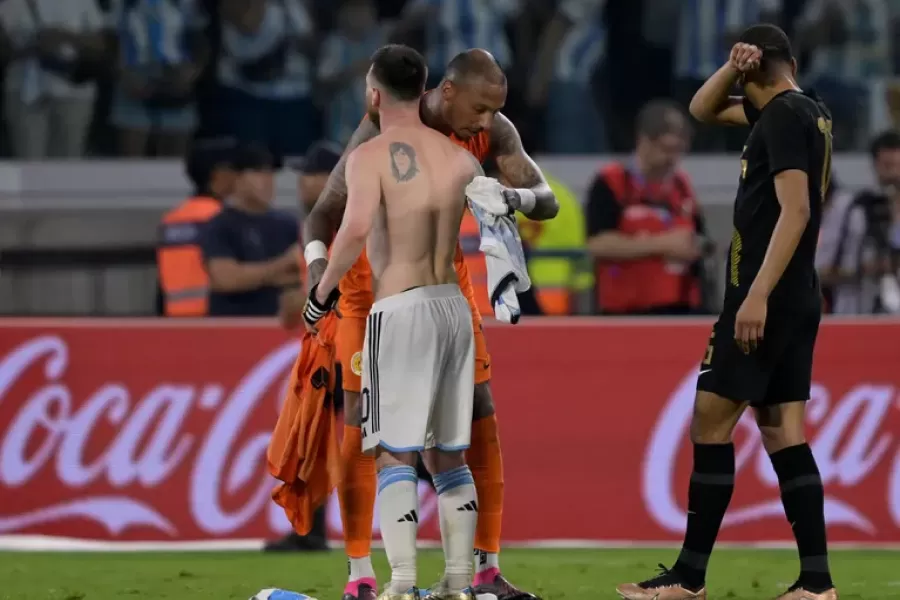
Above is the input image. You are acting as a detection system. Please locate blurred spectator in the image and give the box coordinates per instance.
[213,0,318,158]
[290,139,342,213]
[674,0,781,151]
[409,0,519,86]
[0,0,108,158]
[816,179,876,313]
[585,99,711,315]
[517,170,592,315]
[156,136,237,316]
[795,0,896,150]
[316,0,385,145]
[278,140,342,329]
[528,0,607,152]
[108,0,209,157]
[201,144,300,316]
[1,0,897,158]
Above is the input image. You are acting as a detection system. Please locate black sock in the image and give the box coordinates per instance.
[673,443,735,589]
[770,443,833,591]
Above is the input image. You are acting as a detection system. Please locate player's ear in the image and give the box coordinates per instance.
[372,88,381,108]
[790,57,798,78]
[441,80,455,101]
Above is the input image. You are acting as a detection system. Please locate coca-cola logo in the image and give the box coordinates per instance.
[0,335,303,537]
[644,366,900,535]
[0,335,441,540]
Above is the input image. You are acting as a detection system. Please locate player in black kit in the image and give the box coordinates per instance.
[617,25,837,600]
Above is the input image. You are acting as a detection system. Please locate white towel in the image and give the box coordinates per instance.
[464,176,511,224]
[466,191,531,324]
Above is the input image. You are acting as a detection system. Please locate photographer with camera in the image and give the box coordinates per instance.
[821,131,900,314]
[865,132,900,313]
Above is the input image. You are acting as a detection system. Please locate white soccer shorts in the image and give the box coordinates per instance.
[360,284,475,452]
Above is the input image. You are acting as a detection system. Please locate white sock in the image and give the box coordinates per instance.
[348,556,375,581]
[378,465,419,593]
[474,549,500,574]
[433,465,478,592]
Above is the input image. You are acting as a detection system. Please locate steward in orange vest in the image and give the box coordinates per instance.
[156,138,237,316]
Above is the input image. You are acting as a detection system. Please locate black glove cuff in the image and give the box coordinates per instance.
[303,284,340,324]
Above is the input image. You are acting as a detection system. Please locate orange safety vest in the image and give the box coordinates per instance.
[595,164,701,313]
[157,196,222,317]
[458,211,492,315]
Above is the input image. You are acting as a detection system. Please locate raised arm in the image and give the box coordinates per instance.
[489,112,559,220]
[301,118,380,290]
[688,44,761,126]
[316,145,381,302]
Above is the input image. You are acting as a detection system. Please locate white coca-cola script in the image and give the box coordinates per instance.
[643,366,900,535]
[0,335,306,536]
[0,335,443,539]
[0,334,446,540]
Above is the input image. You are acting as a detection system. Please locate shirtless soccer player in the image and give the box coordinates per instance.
[303,43,488,600]
[302,48,558,600]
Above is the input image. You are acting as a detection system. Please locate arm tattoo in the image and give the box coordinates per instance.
[490,113,559,220]
[389,142,419,182]
[302,119,381,245]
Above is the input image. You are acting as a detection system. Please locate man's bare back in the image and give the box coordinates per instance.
[359,126,481,300]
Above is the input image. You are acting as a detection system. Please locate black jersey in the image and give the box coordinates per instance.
[724,90,832,313]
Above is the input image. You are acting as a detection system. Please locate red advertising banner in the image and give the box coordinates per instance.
[0,318,898,547]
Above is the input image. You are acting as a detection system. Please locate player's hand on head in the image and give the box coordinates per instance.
[729,43,762,73]
[734,293,767,354]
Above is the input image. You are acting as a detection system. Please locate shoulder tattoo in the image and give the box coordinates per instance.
[389,142,419,182]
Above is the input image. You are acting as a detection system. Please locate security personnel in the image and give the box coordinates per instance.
[156,138,237,316]
[586,100,707,315]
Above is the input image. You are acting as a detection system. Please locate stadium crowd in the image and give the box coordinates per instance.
[0,0,898,317]
[0,0,898,159]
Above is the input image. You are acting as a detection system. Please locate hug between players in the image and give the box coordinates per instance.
[262,21,839,599]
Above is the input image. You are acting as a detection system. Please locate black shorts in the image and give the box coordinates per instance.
[696,306,820,407]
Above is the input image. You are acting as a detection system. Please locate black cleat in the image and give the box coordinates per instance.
[262,531,328,553]
[472,573,542,600]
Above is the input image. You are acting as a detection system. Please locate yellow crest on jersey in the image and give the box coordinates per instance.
[350,351,363,375]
